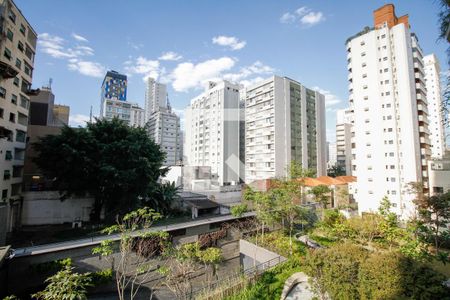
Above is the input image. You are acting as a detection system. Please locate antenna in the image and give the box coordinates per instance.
[167,94,172,111]
[89,106,93,122]
[48,78,53,89]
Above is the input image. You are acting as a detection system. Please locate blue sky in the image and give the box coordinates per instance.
[16,0,448,141]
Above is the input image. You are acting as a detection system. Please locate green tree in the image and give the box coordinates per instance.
[415,191,450,256]
[33,118,166,221]
[146,182,181,215]
[197,247,223,282]
[32,266,92,300]
[309,184,332,209]
[378,196,401,250]
[327,165,345,177]
[92,207,167,300]
[230,203,248,217]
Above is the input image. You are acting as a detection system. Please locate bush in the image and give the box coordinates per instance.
[90,268,113,286]
[30,258,73,273]
[304,243,367,299]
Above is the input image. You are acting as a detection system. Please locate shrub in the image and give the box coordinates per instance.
[90,268,113,286]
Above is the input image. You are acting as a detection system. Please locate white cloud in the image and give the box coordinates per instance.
[72,33,88,42]
[124,56,160,81]
[69,114,90,127]
[159,51,183,61]
[39,32,106,78]
[68,59,105,78]
[212,36,246,51]
[312,86,343,107]
[38,33,75,58]
[223,61,274,85]
[128,41,143,50]
[170,57,236,92]
[280,12,296,24]
[280,6,325,27]
[300,12,325,26]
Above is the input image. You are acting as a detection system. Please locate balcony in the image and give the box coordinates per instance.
[0,60,19,79]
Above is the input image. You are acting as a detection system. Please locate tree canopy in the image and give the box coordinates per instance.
[33,118,166,221]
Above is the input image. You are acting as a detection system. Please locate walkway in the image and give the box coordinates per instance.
[14,212,256,257]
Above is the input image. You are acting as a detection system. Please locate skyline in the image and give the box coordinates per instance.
[15,0,448,141]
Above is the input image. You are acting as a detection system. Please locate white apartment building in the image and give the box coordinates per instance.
[327,142,337,169]
[336,108,353,175]
[424,54,446,159]
[145,78,181,166]
[0,0,37,244]
[147,108,181,166]
[184,81,241,186]
[245,76,326,182]
[346,4,430,218]
[145,77,167,121]
[130,103,145,127]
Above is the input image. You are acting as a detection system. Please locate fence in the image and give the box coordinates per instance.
[190,255,285,299]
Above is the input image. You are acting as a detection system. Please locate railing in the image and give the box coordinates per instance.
[190,255,284,299]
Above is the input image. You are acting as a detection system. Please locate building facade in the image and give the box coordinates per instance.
[145,78,181,166]
[0,0,37,243]
[424,54,446,159]
[336,108,353,175]
[130,103,145,127]
[346,4,430,218]
[184,81,241,186]
[244,76,326,182]
[145,77,167,121]
[327,142,337,169]
[100,70,130,124]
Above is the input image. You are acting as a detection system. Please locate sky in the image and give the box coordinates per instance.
[15,0,448,141]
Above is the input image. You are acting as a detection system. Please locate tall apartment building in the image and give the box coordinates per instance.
[0,0,37,244]
[327,142,337,169]
[184,81,241,186]
[244,76,326,182]
[336,108,353,175]
[424,54,446,159]
[145,77,167,121]
[52,104,69,126]
[100,70,131,124]
[145,78,181,166]
[346,4,430,218]
[130,103,145,127]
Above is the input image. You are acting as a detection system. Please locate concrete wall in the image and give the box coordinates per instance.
[239,239,285,271]
[21,191,94,225]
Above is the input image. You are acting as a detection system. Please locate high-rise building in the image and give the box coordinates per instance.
[52,104,69,126]
[244,76,326,182]
[130,103,145,127]
[184,81,241,186]
[327,142,337,169]
[336,108,353,175]
[0,0,37,244]
[100,70,130,124]
[346,4,430,218]
[424,54,446,159]
[145,77,167,121]
[144,78,181,166]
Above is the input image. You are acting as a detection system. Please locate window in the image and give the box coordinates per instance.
[9,113,15,123]
[383,57,388,61]
[381,34,386,39]
[20,24,26,35]
[5,151,12,161]
[15,58,21,69]
[361,52,366,57]
[25,46,34,62]
[6,29,13,41]
[362,74,367,78]
[0,108,3,118]
[13,77,19,86]
[24,62,32,77]
[3,47,12,60]
[362,63,367,67]
[8,9,16,23]
[20,95,29,109]
[385,91,390,96]
[2,189,7,199]
[18,41,24,52]
[0,87,6,98]
[11,94,17,105]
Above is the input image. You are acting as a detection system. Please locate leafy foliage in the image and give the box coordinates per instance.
[32,266,92,300]
[146,182,181,215]
[33,118,166,221]
[230,204,248,217]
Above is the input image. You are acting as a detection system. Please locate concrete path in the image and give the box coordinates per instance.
[14,212,255,257]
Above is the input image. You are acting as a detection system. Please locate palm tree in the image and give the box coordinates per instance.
[146,182,181,215]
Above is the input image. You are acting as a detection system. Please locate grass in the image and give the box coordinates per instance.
[247,231,307,258]
[224,259,302,300]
